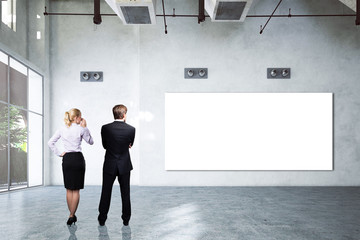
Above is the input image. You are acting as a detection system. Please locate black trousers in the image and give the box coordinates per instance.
[98,170,131,223]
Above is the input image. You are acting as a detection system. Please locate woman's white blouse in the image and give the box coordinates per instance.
[48,123,94,156]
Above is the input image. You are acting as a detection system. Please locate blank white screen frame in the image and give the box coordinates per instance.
[165,93,333,171]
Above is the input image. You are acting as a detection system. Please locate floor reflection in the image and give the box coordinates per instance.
[2,186,359,240]
[98,225,110,240]
[122,226,131,240]
[97,225,132,240]
[67,225,77,240]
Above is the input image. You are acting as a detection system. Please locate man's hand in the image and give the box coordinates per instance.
[60,152,66,157]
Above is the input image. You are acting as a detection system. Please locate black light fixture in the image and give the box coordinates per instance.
[267,68,291,79]
[80,71,103,82]
[184,68,208,79]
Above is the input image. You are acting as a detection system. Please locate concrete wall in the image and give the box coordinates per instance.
[48,0,141,185]
[0,0,47,72]
[48,0,360,186]
[0,0,27,59]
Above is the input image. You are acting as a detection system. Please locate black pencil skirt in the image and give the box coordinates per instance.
[62,152,85,190]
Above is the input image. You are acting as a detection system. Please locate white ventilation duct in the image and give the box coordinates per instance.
[105,0,156,24]
[338,0,356,11]
[205,0,253,22]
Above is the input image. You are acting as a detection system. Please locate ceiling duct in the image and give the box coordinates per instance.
[338,0,356,12]
[105,0,156,24]
[205,0,253,22]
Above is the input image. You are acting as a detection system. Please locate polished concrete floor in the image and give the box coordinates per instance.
[0,186,359,240]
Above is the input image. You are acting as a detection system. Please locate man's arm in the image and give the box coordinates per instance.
[101,126,107,149]
[129,128,135,148]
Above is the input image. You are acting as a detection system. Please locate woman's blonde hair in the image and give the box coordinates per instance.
[64,108,81,127]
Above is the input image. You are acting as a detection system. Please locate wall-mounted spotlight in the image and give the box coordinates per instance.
[199,69,206,77]
[184,68,208,79]
[82,72,89,80]
[270,69,277,77]
[282,69,289,77]
[93,72,101,80]
[80,71,103,82]
[267,68,291,79]
[187,69,194,77]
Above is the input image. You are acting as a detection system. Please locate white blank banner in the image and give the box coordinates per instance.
[165,93,333,171]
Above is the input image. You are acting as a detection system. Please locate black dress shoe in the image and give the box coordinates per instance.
[98,216,105,226]
[123,220,129,226]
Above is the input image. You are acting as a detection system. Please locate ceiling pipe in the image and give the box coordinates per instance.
[260,0,283,34]
[198,0,205,23]
[43,7,356,20]
[93,0,102,24]
[162,0,168,34]
[356,0,360,25]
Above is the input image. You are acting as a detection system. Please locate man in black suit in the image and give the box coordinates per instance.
[98,104,135,226]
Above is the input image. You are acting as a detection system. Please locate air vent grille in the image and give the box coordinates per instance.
[120,6,151,24]
[105,0,156,25]
[205,0,253,22]
[215,2,246,20]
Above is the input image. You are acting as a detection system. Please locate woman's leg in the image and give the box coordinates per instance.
[66,189,73,217]
[66,189,80,217]
[70,190,80,216]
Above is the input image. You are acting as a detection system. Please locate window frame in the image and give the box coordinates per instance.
[0,49,44,192]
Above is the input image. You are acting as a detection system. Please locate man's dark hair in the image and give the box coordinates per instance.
[113,104,127,119]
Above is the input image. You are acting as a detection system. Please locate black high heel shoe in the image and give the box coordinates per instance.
[67,216,76,226]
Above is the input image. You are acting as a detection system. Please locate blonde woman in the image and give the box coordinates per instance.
[48,108,94,225]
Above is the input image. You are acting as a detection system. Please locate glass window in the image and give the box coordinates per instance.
[28,70,43,114]
[9,107,27,189]
[9,57,27,75]
[10,58,27,109]
[0,51,43,191]
[0,103,8,192]
[0,51,7,64]
[28,113,42,187]
[0,51,8,102]
[1,0,17,32]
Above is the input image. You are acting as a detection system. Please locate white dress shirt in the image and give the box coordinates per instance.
[48,123,94,157]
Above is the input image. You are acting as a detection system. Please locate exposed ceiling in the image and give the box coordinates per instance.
[103,0,357,25]
[45,0,359,32]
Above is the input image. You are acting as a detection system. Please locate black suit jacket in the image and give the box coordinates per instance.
[101,121,135,175]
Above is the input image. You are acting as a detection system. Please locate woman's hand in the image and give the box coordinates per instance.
[80,118,87,128]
